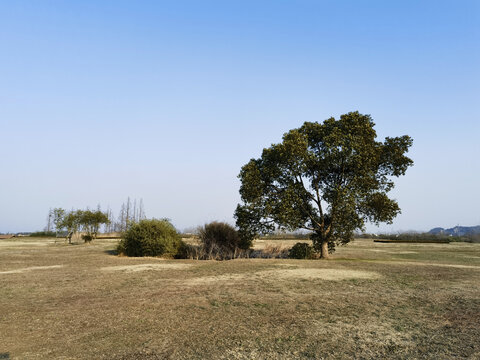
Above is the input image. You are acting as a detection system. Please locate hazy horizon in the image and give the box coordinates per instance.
[1,1,479,234]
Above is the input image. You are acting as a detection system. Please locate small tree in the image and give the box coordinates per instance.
[78,210,110,242]
[60,210,82,244]
[45,208,53,233]
[52,208,66,237]
[59,209,109,243]
[235,112,413,259]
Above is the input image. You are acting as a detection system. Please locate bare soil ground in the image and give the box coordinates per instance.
[1,237,479,359]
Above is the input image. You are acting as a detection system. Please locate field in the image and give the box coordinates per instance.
[1,237,479,359]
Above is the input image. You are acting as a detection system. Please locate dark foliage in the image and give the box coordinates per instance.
[198,222,249,260]
[373,232,480,243]
[82,234,93,243]
[118,219,183,257]
[30,231,56,237]
[235,112,413,258]
[288,242,315,259]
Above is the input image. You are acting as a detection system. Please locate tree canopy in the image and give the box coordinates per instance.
[235,112,413,258]
[59,209,109,243]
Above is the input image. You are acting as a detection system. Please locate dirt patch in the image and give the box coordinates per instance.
[184,267,380,286]
[101,263,191,273]
[0,265,64,274]
[0,241,53,247]
[274,264,299,267]
[184,273,247,285]
[260,268,381,281]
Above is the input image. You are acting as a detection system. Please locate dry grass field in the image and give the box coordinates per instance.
[1,237,479,359]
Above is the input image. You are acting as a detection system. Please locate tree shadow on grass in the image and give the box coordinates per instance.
[104,249,118,256]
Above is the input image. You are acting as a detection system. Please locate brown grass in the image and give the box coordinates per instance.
[0,237,479,359]
[0,265,64,274]
[101,264,192,272]
[259,267,381,280]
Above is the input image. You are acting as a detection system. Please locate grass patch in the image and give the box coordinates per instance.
[0,238,479,358]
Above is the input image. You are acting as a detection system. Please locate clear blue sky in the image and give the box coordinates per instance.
[1,0,479,233]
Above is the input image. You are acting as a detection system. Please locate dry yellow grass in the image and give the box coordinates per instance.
[184,268,380,286]
[0,265,64,274]
[101,263,192,272]
[259,267,381,280]
[0,237,479,359]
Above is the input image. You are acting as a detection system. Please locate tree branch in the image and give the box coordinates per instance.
[314,182,324,224]
[292,176,323,229]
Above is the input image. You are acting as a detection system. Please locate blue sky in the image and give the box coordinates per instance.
[1,0,479,233]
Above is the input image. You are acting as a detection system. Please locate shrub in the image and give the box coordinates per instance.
[117,219,183,257]
[198,222,245,260]
[82,234,93,243]
[175,242,202,259]
[288,242,315,259]
[116,239,126,255]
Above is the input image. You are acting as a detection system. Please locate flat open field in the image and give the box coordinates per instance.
[1,237,479,359]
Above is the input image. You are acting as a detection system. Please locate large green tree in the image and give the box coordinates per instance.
[235,112,413,259]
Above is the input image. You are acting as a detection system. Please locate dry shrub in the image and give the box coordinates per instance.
[198,222,249,260]
[175,242,203,260]
[177,242,251,260]
[250,244,289,259]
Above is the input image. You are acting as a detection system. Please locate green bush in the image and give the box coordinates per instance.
[288,242,315,259]
[82,234,93,243]
[199,222,245,259]
[116,239,126,255]
[117,219,183,257]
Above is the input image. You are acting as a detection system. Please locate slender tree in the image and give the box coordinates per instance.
[104,207,114,233]
[125,197,131,227]
[138,198,146,221]
[60,210,82,244]
[133,198,137,223]
[118,203,126,232]
[45,208,53,233]
[52,208,66,237]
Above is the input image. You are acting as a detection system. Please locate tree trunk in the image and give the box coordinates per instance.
[320,240,329,259]
[311,231,330,259]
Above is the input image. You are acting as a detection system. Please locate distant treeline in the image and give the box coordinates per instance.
[43,197,146,234]
[30,231,56,237]
[180,230,311,241]
[357,232,480,243]
[183,232,480,243]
